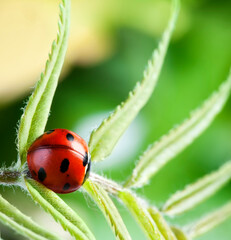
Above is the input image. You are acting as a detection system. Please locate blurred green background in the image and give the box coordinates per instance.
[0,0,231,239]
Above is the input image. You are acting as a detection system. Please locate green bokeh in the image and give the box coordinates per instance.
[0,0,231,239]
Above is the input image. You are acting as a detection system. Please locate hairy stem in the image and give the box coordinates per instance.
[89,172,122,194]
[0,170,22,184]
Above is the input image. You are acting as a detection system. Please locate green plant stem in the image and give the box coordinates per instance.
[89,172,122,194]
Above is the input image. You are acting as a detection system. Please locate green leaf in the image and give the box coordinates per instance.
[89,173,185,240]
[17,0,70,166]
[185,201,231,238]
[0,212,47,240]
[125,71,231,188]
[170,227,189,240]
[89,0,180,162]
[0,194,60,240]
[148,207,177,240]
[83,179,132,240]
[25,178,95,240]
[162,161,231,216]
[118,190,165,240]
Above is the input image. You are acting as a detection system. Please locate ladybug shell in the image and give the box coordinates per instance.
[27,129,91,193]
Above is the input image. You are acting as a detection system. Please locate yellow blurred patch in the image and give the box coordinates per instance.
[0,0,189,104]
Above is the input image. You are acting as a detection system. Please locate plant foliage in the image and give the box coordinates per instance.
[17,0,70,167]
[0,0,230,239]
[88,0,179,162]
[125,73,231,188]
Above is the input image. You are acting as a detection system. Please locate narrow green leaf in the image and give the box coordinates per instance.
[125,71,231,188]
[148,207,177,240]
[0,212,47,240]
[17,0,70,166]
[89,0,179,162]
[0,194,60,240]
[171,227,189,240]
[118,190,165,240]
[25,178,95,240]
[83,179,132,240]
[185,201,231,238]
[88,173,188,240]
[162,161,231,216]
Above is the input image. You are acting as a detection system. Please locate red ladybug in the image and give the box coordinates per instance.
[27,129,91,193]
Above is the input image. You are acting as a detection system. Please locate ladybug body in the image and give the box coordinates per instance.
[27,129,91,193]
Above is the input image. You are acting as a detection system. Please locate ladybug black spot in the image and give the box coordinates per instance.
[60,158,69,173]
[38,168,46,182]
[66,133,74,141]
[46,129,55,134]
[63,183,70,191]
[83,152,88,167]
